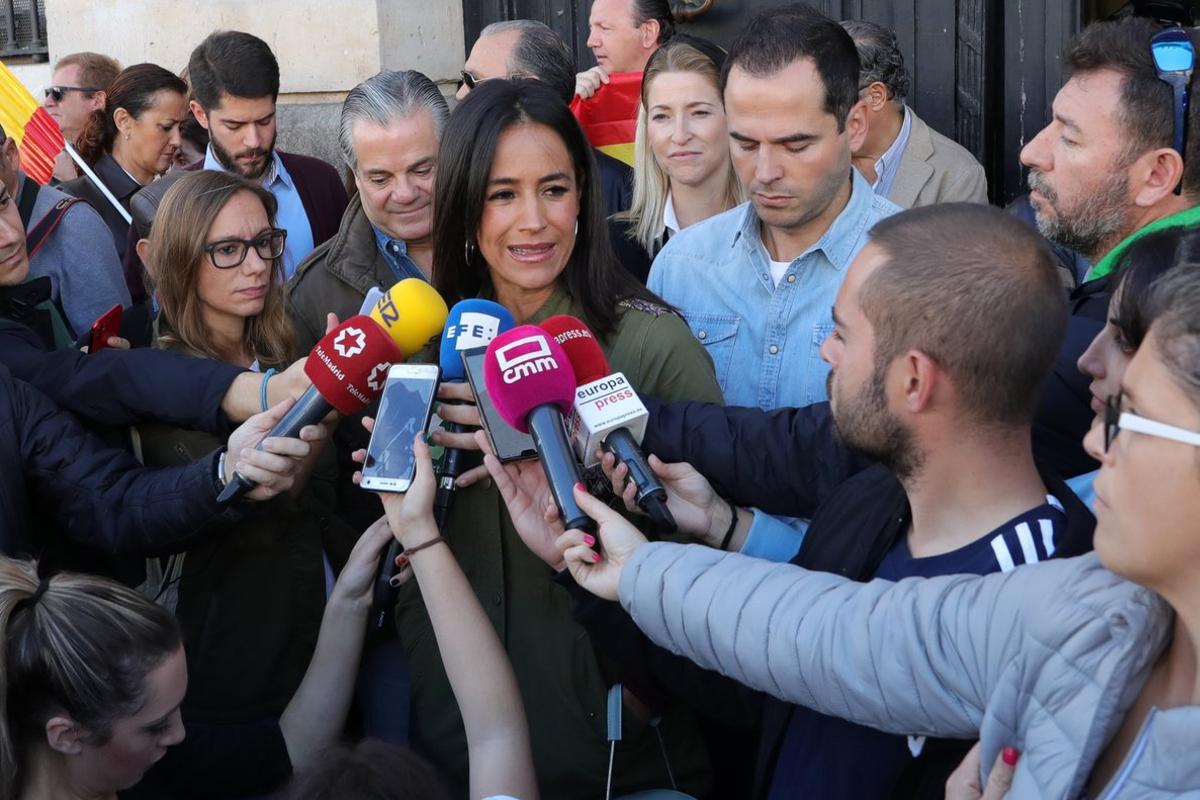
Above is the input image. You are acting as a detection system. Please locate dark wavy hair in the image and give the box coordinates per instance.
[1109,228,1200,351]
[75,63,187,165]
[430,78,662,337]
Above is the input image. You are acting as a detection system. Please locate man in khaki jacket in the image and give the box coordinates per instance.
[843,20,988,207]
[286,69,447,355]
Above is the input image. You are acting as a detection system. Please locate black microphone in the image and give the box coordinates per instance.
[601,428,674,531]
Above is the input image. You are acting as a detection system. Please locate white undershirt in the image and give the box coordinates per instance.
[768,257,792,288]
[661,193,682,239]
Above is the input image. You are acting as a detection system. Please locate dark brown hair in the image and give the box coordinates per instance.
[286,740,451,800]
[861,203,1067,427]
[75,63,187,165]
[1064,17,1200,195]
[430,78,664,337]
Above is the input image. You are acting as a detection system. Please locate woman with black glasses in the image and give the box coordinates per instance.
[132,171,352,792]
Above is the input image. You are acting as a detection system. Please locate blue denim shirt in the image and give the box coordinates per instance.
[648,170,899,409]
[371,225,428,282]
[203,147,315,279]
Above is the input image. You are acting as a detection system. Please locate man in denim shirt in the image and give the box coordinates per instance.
[648,5,899,410]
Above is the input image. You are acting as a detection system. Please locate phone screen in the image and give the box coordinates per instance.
[461,346,537,463]
[361,368,439,491]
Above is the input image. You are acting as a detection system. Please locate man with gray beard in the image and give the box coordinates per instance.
[1013,16,1200,475]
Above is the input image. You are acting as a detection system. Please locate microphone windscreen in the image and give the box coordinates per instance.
[369,278,450,356]
[483,325,577,433]
[304,315,404,415]
[439,299,516,381]
[539,315,610,386]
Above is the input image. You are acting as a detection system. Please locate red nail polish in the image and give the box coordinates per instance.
[395,555,408,567]
[1002,747,1019,766]
[583,534,595,546]
[575,482,585,491]
[592,551,602,563]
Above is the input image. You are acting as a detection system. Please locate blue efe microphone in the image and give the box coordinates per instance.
[434,299,516,526]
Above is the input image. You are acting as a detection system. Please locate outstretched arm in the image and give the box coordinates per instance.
[358,423,538,800]
[279,516,394,768]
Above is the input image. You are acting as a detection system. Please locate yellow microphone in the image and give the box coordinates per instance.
[368,278,450,357]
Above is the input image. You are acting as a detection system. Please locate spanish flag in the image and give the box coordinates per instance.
[0,59,65,185]
[570,71,642,167]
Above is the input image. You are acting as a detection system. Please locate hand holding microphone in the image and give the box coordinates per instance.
[218,315,405,503]
[539,316,676,532]
[483,326,595,533]
[433,299,515,526]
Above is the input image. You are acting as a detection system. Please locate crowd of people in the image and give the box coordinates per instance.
[1,1,1198,798]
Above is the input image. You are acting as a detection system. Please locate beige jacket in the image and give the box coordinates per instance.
[889,108,989,208]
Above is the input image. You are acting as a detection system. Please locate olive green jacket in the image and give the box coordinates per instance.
[395,289,723,799]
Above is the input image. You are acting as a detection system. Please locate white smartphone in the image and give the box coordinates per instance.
[359,363,440,493]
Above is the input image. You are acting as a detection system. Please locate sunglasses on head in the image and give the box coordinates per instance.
[1151,26,1196,195]
[43,85,100,103]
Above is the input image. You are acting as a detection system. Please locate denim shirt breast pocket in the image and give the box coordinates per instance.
[805,321,835,406]
[682,312,740,396]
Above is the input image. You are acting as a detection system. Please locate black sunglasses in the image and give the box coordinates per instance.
[1151,27,1195,195]
[43,85,100,102]
[457,70,486,92]
[203,228,287,269]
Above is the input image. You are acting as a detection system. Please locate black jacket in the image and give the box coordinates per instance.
[570,461,1095,799]
[0,363,239,568]
[0,318,243,435]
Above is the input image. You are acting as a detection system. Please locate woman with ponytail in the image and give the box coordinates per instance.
[0,558,186,799]
[61,63,187,262]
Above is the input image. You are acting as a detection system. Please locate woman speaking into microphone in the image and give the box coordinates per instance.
[400,78,723,798]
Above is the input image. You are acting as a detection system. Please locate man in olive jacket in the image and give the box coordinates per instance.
[287,70,447,355]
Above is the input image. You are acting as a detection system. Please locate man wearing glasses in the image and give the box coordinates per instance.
[41,52,120,183]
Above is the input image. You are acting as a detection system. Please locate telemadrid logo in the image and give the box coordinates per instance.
[366,363,389,392]
[334,327,367,358]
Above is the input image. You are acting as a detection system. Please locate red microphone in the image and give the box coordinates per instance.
[483,325,594,532]
[540,315,675,531]
[217,315,404,503]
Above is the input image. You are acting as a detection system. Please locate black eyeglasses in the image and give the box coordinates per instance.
[203,228,287,269]
[1151,27,1195,195]
[1104,393,1200,452]
[43,85,100,102]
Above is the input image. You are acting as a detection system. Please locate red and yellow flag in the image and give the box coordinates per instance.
[570,71,642,167]
[0,59,65,185]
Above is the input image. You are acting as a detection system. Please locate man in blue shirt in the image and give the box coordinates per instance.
[286,70,448,356]
[188,31,348,280]
[649,5,899,410]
